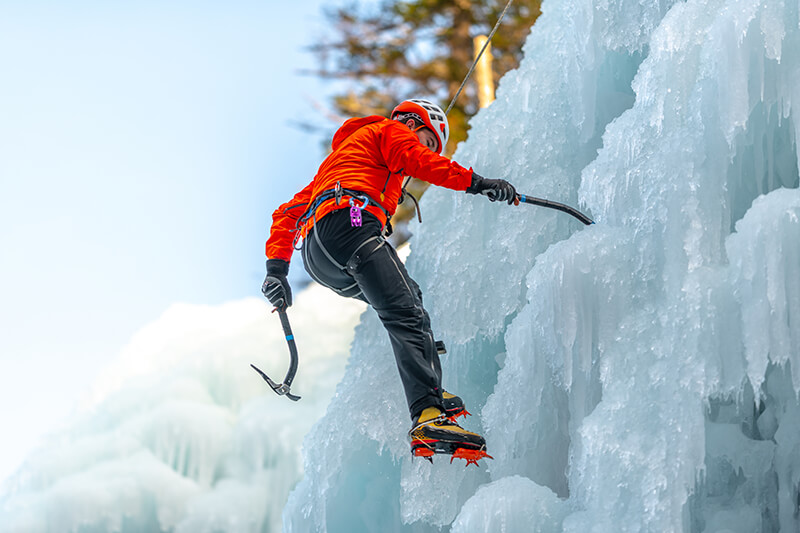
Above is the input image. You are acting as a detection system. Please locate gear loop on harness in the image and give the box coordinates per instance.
[334,181,344,205]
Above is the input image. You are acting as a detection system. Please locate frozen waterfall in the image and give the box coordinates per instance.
[2,0,800,531]
[284,0,800,531]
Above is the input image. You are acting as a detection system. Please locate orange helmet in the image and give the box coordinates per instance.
[391,99,449,154]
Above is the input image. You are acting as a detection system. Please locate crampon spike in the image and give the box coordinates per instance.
[450,448,493,467]
[413,447,434,463]
[445,409,469,423]
[448,408,471,421]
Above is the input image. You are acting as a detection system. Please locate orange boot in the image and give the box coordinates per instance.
[409,407,492,467]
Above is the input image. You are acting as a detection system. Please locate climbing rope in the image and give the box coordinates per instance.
[445,0,516,115]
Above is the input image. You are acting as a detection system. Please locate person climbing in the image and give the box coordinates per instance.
[262,99,517,465]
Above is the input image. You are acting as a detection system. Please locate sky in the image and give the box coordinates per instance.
[0,0,335,484]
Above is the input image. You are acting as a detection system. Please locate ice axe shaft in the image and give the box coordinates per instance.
[517,193,594,225]
[251,308,301,401]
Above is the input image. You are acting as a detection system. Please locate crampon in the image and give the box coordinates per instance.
[411,441,493,467]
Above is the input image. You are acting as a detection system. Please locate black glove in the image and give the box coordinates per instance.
[262,259,292,310]
[465,172,518,205]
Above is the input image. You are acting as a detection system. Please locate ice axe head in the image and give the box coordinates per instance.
[251,363,301,401]
[251,309,301,402]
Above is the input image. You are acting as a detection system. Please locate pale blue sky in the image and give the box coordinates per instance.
[0,0,334,482]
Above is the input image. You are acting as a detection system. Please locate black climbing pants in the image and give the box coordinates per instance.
[301,208,444,419]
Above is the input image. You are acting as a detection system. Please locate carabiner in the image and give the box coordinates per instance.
[349,196,369,227]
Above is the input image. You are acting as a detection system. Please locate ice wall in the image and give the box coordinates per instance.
[284,0,800,531]
[0,285,366,533]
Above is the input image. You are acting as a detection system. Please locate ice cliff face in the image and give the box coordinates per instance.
[284,0,800,531]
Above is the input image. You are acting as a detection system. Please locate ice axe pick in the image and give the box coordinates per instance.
[516,193,594,225]
[251,308,301,401]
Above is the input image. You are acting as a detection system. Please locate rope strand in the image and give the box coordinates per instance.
[445,0,516,115]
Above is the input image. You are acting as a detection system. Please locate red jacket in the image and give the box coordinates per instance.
[265,116,473,262]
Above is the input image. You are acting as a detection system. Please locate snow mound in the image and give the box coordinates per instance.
[0,284,366,533]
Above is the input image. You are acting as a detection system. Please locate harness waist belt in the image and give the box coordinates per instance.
[297,186,391,231]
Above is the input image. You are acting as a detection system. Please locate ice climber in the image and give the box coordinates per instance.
[262,99,517,465]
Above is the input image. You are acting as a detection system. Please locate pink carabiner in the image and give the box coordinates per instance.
[350,205,362,227]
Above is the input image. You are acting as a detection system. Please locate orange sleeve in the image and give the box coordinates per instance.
[378,122,473,190]
[265,179,315,262]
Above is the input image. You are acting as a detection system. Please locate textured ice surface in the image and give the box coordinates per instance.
[0,285,366,533]
[284,0,800,531]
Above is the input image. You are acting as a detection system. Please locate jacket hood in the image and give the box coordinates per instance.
[331,115,387,150]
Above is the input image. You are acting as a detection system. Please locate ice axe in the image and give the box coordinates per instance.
[517,193,594,225]
[251,308,301,401]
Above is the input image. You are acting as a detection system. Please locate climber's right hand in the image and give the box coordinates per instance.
[465,172,519,205]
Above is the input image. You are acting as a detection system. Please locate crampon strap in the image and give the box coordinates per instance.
[447,408,471,421]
